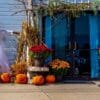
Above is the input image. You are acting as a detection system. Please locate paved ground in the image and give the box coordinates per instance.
[0,81,100,100]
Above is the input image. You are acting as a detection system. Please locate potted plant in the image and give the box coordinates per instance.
[49,59,70,81]
[29,43,52,67]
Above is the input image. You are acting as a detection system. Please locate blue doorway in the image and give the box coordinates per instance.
[43,13,100,79]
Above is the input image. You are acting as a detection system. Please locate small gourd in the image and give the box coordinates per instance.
[15,74,28,84]
[1,73,11,83]
[46,75,56,83]
[32,75,44,85]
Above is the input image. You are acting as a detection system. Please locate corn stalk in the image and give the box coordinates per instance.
[14,0,40,62]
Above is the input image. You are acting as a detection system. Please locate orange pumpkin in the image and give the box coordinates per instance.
[32,75,44,85]
[15,74,28,84]
[1,73,11,83]
[46,75,56,83]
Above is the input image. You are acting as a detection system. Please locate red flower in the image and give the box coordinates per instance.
[29,44,52,53]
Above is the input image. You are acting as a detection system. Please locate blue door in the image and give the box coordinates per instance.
[43,13,100,79]
[89,15,100,78]
[44,14,69,60]
[44,14,91,77]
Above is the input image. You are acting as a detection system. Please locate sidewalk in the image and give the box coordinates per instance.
[0,81,100,100]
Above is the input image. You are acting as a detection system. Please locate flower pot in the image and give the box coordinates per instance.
[34,57,44,67]
[56,75,63,82]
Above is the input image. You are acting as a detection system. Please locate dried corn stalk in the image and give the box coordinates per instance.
[11,60,27,76]
[16,21,40,63]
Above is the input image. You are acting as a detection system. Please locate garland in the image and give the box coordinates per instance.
[35,1,100,18]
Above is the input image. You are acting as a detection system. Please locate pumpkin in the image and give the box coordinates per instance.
[46,75,56,83]
[1,73,11,83]
[32,75,44,85]
[15,74,28,84]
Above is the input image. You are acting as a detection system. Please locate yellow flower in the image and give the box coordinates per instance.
[49,59,70,69]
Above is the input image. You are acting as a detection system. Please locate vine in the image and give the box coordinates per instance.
[35,0,100,18]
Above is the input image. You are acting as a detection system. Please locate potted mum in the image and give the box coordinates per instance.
[29,43,52,67]
[49,59,70,81]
